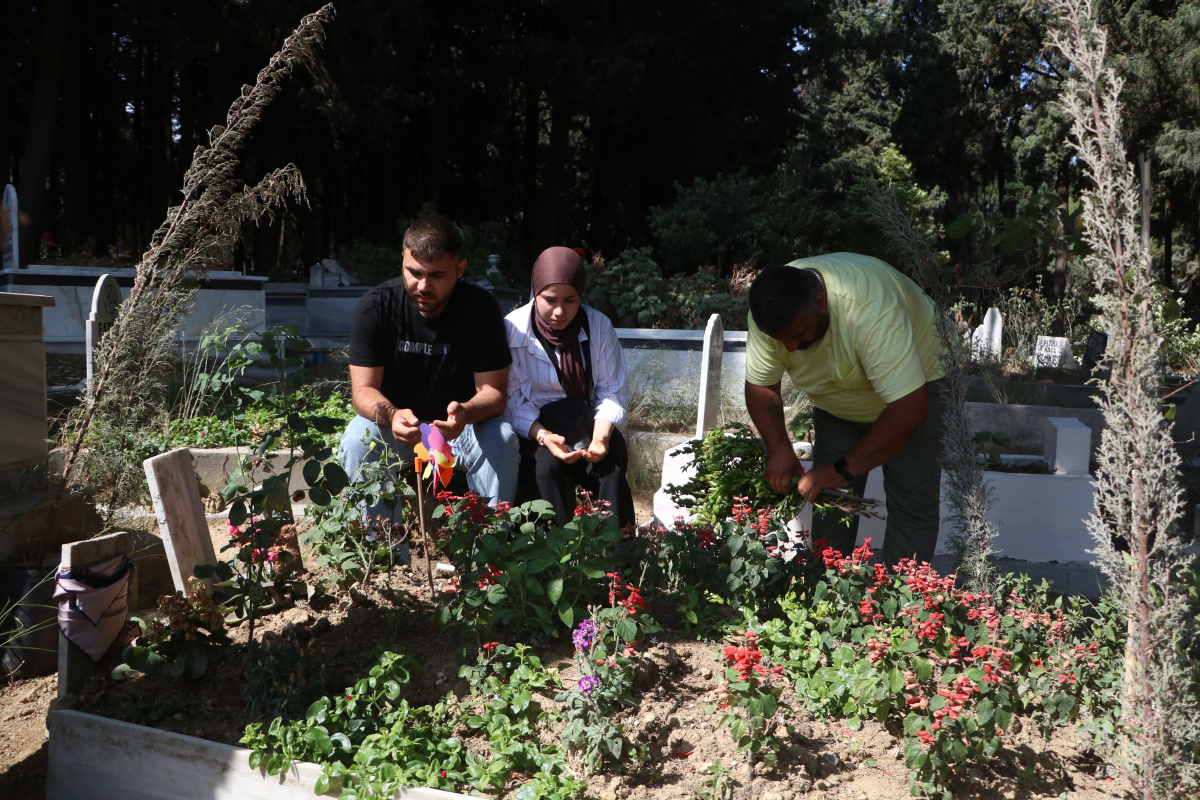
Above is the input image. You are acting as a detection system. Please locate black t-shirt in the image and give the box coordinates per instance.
[349,279,512,422]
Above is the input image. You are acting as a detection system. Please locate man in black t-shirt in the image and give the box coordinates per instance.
[339,215,519,523]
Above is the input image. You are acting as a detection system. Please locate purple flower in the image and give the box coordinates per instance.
[577,675,601,694]
[572,619,597,650]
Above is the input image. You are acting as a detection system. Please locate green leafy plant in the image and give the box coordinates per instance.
[668,423,804,526]
[205,326,350,641]
[119,694,181,725]
[434,494,636,639]
[715,627,790,767]
[557,577,660,774]
[457,642,582,796]
[242,627,328,719]
[173,311,260,424]
[972,430,1012,466]
[586,248,669,328]
[112,578,229,681]
[243,649,582,799]
[302,438,412,589]
[694,758,735,800]
[641,499,808,619]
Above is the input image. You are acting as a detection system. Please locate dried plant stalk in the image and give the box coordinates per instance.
[57,4,335,518]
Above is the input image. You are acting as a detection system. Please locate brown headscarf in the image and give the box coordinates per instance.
[531,247,588,397]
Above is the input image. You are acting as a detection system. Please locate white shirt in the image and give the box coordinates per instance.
[504,302,628,439]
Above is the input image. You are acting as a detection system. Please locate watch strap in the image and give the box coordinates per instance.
[833,457,854,482]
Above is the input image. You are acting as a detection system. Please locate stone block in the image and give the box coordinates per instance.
[1044,417,1091,475]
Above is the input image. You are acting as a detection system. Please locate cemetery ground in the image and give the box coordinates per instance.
[1,353,1191,800]
[1,509,1137,800]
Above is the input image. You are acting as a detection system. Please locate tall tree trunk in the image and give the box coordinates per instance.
[18,0,68,265]
[520,83,541,257]
[1161,188,1173,290]
[1138,153,1152,277]
[532,97,570,251]
[1051,214,1069,336]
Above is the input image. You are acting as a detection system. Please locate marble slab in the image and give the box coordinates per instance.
[0,293,53,470]
[306,292,364,335]
[143,448,219,595]
[0,267,266,348]
[0,341,49,469]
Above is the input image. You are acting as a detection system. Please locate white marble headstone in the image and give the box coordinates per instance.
[971,307,1003,362]
[695,314,724,439]
[1035,336,1075,369]
[2,184,18,271]
[85,273,122,391]
[143,448,219,595]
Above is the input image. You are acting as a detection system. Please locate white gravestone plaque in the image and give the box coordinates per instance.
[971,307,1003,362]
[695,313,724,439]
[86,274,123,391]
[1035,336,1075,369]
[1,184,18,271]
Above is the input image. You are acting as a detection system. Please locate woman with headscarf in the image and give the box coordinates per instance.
[503,246,634,528]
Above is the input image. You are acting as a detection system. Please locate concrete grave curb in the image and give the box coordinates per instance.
[48,709,475,800]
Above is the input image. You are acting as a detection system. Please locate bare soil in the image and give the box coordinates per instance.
[2,529,1134,800]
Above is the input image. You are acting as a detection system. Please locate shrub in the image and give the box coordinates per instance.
[586,248,668,328]
[667,423,804,526]
[747,542,1124,799]
[432,495,639,640]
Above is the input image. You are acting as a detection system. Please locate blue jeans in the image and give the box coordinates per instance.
[338,414,519,522]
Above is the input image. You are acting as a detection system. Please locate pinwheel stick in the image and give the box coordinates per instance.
[414,459,436,597]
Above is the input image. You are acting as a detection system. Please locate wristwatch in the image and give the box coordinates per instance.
[832,457,855,483]
[537,429,549,447]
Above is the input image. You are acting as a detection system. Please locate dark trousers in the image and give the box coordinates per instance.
[518,428,635,527]
[811,379,945,567]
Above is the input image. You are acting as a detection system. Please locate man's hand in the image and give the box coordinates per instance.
[796,463,846,502]
[746,380,803,494]
[390,408,421,446]
[582,437,608,463]
[544,433,584,463]
[766,447,803,494]
[431,401,468,441]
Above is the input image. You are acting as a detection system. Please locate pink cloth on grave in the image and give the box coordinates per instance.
[54,554,130,662]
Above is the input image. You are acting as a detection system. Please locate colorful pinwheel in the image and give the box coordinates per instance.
[414,422,455,490]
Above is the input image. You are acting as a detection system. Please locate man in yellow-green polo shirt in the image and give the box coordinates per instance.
[744,252,946,566]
